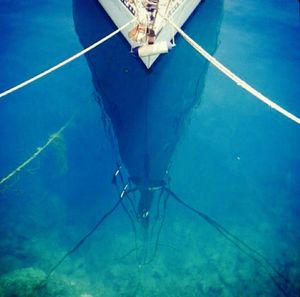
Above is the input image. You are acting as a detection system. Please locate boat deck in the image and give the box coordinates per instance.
[120,0,185,17]
[98,0,202,68]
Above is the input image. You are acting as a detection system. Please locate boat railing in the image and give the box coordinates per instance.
[119,0,136,16]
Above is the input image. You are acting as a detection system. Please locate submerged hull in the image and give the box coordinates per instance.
[73,0,223,187]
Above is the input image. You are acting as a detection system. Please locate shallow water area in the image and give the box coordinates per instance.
[0,1,300,297]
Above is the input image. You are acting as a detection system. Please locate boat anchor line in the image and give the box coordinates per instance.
[1,17,298,126]
[34,171,299,297]
[0,19,136,99]
[165,188,300,297]
[0,117,73,187]
[112,166,170,265]
[44,182,128,280]
[165,17,300,126]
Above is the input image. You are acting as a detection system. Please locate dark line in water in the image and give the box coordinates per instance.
[165,187,300,297]
[45,196,122,279]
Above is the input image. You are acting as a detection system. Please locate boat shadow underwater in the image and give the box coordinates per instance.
[73,0,223,265]
[43,0,300,296]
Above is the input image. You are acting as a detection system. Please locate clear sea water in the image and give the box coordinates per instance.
[0,1,299,297]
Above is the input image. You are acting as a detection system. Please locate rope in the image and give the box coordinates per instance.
[0,19,135,99]
[165,187,300,297]
[166,18,300,126]
[32,189,126,296]
[0,117,73,186]
[164,0,173,17]
[45,196,123,279]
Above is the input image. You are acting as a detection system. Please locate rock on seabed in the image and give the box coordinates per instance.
[0,267,79,297]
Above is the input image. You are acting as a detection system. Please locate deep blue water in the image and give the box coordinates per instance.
[0,1,299,296]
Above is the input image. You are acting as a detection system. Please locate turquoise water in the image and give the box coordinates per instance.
[0,1,299,296]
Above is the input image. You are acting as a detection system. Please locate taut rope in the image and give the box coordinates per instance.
[166,17,300,125]
[0,117,73,186]
[0,19,135,99]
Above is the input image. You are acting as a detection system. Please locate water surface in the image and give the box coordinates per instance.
[0,1,299,296]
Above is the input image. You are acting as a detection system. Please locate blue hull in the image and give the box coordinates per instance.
[73,0,224,185]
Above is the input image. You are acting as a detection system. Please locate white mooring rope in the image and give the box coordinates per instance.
[0,118,73,186]
[166,18,300,125]
[0,19,135,99]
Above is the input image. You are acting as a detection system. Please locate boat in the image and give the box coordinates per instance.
[73,0,223,263]
[97,0,203,68]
